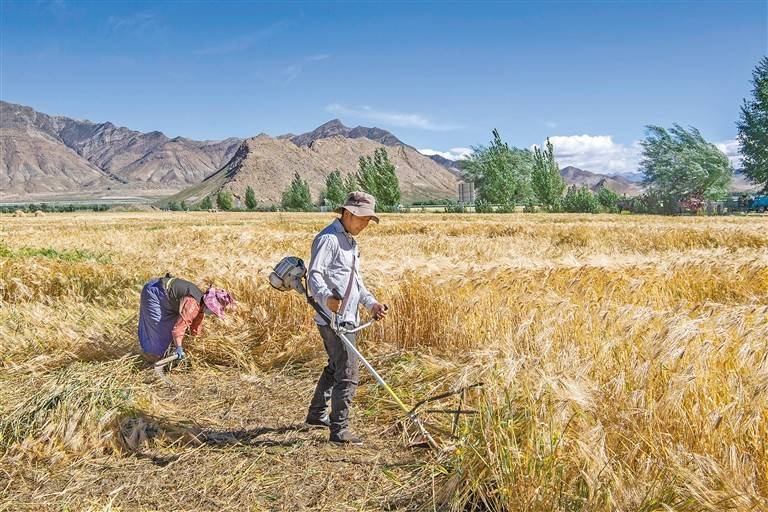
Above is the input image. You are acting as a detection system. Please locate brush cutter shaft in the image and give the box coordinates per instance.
[307,297,439,450]
[337,320,374,334]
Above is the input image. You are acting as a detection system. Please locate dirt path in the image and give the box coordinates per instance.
[3,367,432,511]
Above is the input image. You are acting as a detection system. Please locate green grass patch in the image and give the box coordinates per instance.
[0,241,111,263]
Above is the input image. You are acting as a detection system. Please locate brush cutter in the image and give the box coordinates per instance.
[269,256,482,452]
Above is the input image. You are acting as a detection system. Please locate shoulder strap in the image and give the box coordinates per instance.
[339,253,357,315]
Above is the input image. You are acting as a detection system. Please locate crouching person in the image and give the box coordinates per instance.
[305,192,389,446]
[138,274,235,362]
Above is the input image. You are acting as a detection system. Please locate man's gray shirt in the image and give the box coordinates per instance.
[308,219,376,326]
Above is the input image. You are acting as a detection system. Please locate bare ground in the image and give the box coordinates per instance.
[1,364,435,512]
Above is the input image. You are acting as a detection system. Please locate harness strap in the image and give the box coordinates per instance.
[338,253,356,316]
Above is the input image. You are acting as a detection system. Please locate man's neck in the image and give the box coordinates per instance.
[338,217,352,234]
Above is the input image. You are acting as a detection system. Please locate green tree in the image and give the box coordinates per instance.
[460,129,534,208]
[531,138,566,211]
[737,56,768,192]
[323,170,348,208]
[356,148,401,211]
[343,173,357,195]
[562,186,600,213]
[640,124,732,205]
[217,190,234,211]
[180,200,188,211]
[245,186,257,210]
[199,196,213,210]
[281,171,313,211]
[595,186,620,213]
[168,201,182,211]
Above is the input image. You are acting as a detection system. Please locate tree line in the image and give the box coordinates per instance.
[455,55,766,214]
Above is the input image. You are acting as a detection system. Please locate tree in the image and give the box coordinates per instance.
[355,148,401,211]
[217,190,234,211]
[180,200,188,211]
[199,196,213,210]
[531,138,566,211]
[281,171,313,210]
[737,56,768,192]
[562,186,600,213]
[595,186,620,213]
[323,170,348,208]
[460,129,534,208]
[640,124,732,205]
[168,201,182,211]
[245,186,257,210]
[343,173,357,195]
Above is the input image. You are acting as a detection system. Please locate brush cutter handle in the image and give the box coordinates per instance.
[154,353,180,367]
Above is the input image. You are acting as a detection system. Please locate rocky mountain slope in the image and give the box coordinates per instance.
[167,134,458,206]
[559,166,643,195]
[1,101,241,197]
[290,119,403,148]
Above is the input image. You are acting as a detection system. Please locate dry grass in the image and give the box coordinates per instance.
[0,211,766,511]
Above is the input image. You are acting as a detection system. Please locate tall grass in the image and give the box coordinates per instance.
[0,212,766,510]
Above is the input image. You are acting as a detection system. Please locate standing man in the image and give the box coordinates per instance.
[305,191,389,445]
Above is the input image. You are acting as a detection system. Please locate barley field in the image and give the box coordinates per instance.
[0,212,766,511]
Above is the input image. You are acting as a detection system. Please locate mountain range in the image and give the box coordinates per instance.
[0,102,457,203]
[0,101,242,198]
[10,101,755,204]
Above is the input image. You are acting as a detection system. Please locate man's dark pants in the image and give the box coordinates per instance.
[308,323,359,433]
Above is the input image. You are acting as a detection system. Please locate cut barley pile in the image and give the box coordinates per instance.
[0,212,766,511]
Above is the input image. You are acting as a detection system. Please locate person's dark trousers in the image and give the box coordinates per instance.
[308,323,359,433]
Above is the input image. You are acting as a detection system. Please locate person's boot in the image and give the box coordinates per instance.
[304,414,331,429]
[329,429,363,446]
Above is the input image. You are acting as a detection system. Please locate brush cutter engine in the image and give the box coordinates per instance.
[269,256,307,294]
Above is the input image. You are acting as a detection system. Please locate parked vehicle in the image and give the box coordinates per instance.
[749,195,768,213]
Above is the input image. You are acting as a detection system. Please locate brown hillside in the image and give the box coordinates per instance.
[170,135,458,205]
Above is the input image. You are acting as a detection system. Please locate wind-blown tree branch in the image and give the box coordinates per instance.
[356,148,401,211]
[531,138,566,211]
[460,129,534,208]
[640,124,732,206]
[737,56,768,192]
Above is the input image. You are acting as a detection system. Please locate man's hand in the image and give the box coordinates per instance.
[327,297,342,313]
[371,303,389,320]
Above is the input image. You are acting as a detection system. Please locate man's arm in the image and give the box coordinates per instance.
[357,272,376,312]
[356,263,387,319]
[308,234,338,309]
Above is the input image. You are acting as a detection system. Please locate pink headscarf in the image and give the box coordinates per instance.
[203,287,236,318]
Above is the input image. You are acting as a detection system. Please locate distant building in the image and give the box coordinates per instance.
[458,182,475,203]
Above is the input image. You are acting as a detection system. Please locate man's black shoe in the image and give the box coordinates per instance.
[329,429,363,446]
[305,415,331,429]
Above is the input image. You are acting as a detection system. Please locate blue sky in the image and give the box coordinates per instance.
[1,0,766,173]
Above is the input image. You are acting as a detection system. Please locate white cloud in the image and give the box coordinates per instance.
[107,12,165,36]
[541,135,642,174]
[197,22,285,55]
[418,147,472,160]
[326,103,461,131]
[716,139,743,168]
[282,54,332,85]
[545,121,558,129]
